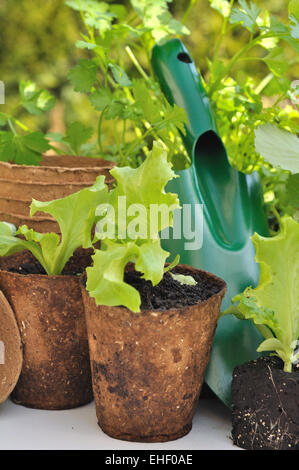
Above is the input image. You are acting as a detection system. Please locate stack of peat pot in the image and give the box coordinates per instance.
[0,155,114,233]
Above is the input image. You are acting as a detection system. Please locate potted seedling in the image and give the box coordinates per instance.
[224,217,299,450]
[0,176,108,409]
[0,81,114,232]
[80,142,227,442]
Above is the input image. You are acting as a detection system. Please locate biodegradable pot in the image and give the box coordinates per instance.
[0,249,93,410]
[0,154,114,233]
[0,290,23,404]
[232,356,299,450]
[82,265,226,442]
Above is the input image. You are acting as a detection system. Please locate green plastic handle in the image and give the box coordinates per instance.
[152,39,269,406]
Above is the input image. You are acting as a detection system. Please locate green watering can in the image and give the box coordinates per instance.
[152,39,269,406]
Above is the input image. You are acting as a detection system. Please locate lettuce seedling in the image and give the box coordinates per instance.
[0,176,108,275]
[224,217,299,372]
[86,141,182,313]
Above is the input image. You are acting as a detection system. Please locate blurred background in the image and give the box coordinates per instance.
[0,0,295,133]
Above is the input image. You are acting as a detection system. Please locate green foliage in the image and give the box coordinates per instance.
[255,124,299,174]
[19,81,56,116]
[68,59,98,93]
[286,174,299,211]
[289,0,299,38]
[66,0,190,169]
[130,0,190,43]
[0,177,107,275]
[201,1,299,225]
[0,81,56,165]
[86,141,180,312]
[255,125,299,220]
[0,131,50,165]
[224,217,299,372]
[230,0,261,33]
[0,142,184,312]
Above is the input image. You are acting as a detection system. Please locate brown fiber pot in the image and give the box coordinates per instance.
[0,290,23,404]
[81,265,227,442]
[0,250,93,410]
[0,155,114,233]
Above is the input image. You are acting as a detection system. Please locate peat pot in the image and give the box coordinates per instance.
[82,265,226,442]
[0,290,23,404]
[0,155,114,233]
[232,356,299,450]
[0,249,94,410]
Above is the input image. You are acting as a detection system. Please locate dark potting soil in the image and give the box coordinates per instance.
[2,248,94,277]
[123,269,222,310]
[7,261,82,276]
[232,356,299,450]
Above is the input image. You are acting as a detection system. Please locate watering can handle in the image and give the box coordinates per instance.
[152,39,218,155]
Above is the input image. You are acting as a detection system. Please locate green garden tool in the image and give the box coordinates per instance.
[152,39,269,406]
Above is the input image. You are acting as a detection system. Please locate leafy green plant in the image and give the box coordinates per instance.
[0,176,107,274]
[193,0,299,220]
[86,141,182,312]
[204,0,299,167]
[0,81,56,165]
[224,217,299,372]
[47,121,97,157]
[0,141,189,311]
[65,0,190,169]
[255,124,299,226]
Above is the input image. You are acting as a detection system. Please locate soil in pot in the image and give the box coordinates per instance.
[232,356,299,450]
[82,265,226,443]
[0,249,94,410]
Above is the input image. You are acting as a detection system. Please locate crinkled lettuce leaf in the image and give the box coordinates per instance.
[226,217,299,372]
[87,142,180,312]
[0,176,108,275]
[86,239,169,313]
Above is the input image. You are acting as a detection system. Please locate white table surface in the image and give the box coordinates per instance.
[0,397,238,450]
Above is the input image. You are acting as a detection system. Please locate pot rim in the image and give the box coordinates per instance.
[0,177,113,188]
[0,154,114,172]
[82,263,227,314]
[0,269,82,281]
[0,210,55,222]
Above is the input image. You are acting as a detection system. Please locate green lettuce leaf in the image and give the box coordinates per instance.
[87,142,180,312]
[226,217,299,372]
[0,176,108,275]
[30,176,108,274]
[0,222,56,273]
[107,141,180,239]
[86,239,169,313]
